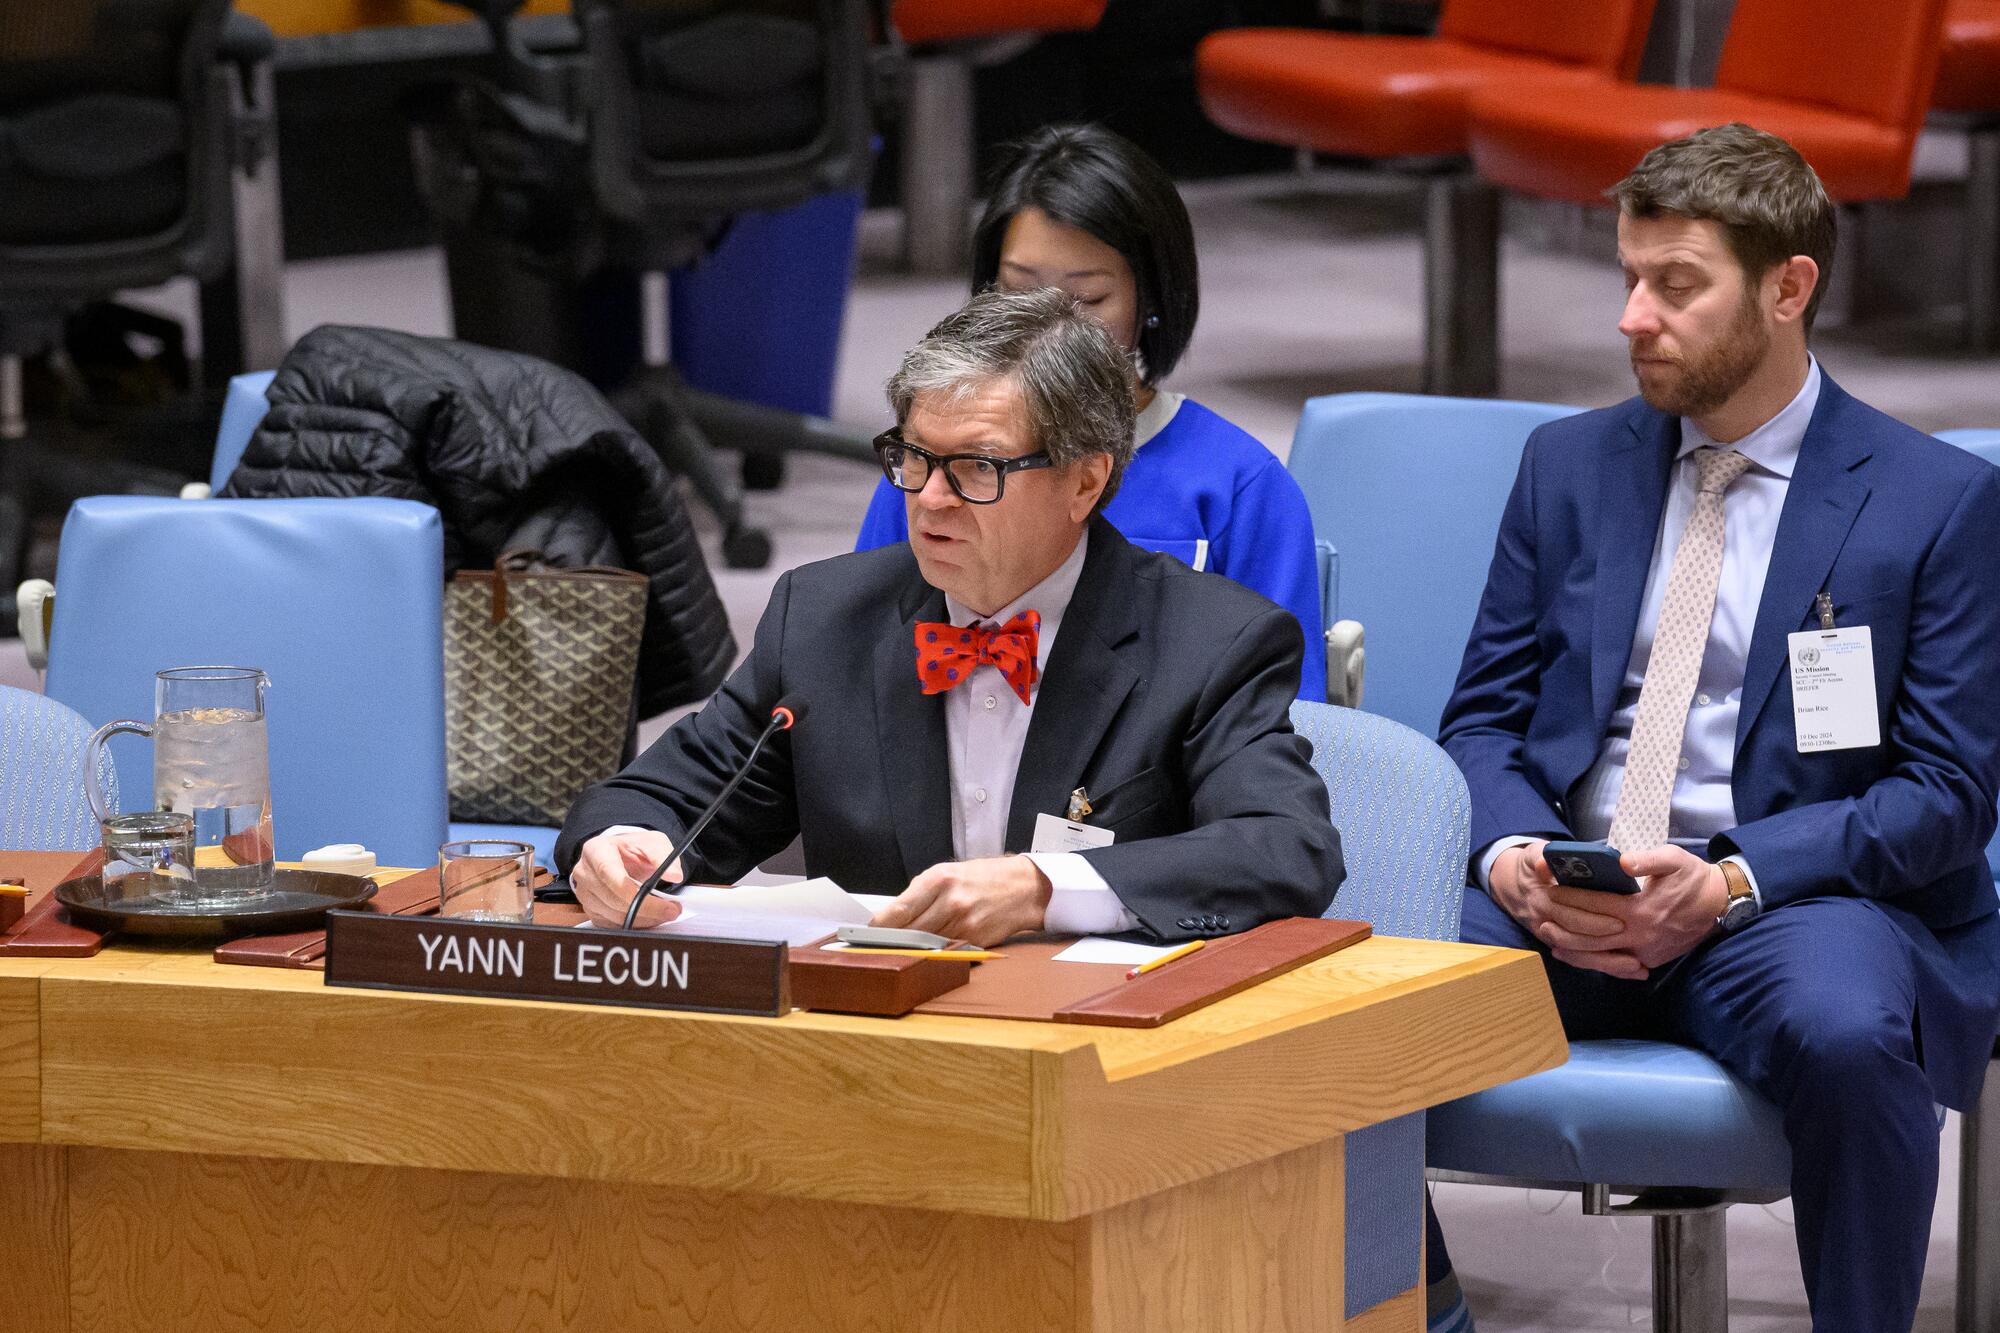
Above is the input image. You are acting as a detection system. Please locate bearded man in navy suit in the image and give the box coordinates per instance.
[1429,124,2000,1332]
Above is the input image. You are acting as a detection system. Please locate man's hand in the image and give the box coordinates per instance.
[571,828,685,929]
[871,855,1054,947]
[1491,839,1627,948]
[1530,844,1729,979]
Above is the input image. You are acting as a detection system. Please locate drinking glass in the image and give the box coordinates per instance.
[438,841,534,924]
[100,811,198,904]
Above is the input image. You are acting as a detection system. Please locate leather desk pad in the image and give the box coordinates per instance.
[918,917,1374,1028]
[0,850,105,957]
[212,867,445,969]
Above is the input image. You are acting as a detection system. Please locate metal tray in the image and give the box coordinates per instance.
[53,868,379,937]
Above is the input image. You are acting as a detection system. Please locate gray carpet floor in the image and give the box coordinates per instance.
[7,172,1996,1330]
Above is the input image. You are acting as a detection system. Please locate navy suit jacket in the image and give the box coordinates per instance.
[557,518,1343,941]
[1440,373,2000,934]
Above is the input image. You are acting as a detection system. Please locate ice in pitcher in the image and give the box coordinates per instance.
[154,706,275,897]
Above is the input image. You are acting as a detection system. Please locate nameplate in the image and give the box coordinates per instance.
[323,911,789,1017]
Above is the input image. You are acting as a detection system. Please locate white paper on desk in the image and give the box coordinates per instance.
[673,877,873,924]
[576,906,838,947]
[1051,937,1180,966]
[571,877,873,947]
[661,907,850,947]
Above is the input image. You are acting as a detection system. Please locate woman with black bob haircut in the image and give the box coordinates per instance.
[856,123,1325,700]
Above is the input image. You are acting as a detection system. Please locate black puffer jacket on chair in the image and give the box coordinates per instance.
[221,324,736,714]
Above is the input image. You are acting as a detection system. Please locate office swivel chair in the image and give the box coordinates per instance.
[0,0,286,632]
[409,0,898,568]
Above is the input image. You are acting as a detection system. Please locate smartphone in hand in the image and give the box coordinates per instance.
[1541,841,1643,894]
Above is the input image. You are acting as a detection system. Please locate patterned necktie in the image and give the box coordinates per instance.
[915,610,1041,705]
[1606,447,1755,853]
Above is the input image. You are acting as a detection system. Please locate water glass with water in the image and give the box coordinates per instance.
[100,811,198,903]
[85,666,275,908]
[439,841,535,924]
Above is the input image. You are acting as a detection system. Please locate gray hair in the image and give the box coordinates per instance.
[887,286,1137,513]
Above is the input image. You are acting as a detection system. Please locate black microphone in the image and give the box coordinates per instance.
[620,697,807,930]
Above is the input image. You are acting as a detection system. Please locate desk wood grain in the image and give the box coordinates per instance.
[0,968,46,1140]
[30,936,1561,1220]
[62,1141,1355,1333]
[0,1144,68,1333]
[0,922,1559,1332]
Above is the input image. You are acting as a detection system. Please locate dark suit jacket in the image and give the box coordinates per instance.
[557,518,1343,940]
[1441,372,2000,932]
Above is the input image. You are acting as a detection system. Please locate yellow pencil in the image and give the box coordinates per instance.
[1126,939,1205,979]
[0,883,29,898]
[834,946,1005,961]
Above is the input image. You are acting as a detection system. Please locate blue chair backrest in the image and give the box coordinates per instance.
[0,686,118,852]
[1938,428,2000,884]
[45,496,449,867]
[1288,392,1582,737]
[211,369,276,492]
[1290,700,1472,942]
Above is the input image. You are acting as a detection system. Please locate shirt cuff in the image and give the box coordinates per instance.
[1024,851,1140,934]
[1720,853,1764,912]
[1475,835,1541,893]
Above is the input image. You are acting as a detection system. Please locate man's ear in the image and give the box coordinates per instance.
[1770,255,1820,326]
[1068,454,1113,523]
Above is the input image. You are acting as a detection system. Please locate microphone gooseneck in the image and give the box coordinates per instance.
[619,698,804,930]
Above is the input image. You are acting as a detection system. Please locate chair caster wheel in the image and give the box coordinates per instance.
[722,524,772,569]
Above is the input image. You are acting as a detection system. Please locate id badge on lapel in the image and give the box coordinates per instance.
[1788,626,1880,752]
[1032,812,1114,853]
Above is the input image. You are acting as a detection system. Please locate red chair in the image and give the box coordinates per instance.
[1197,0,1658,395]
[1933,0,2000,350]
[1469,0,1947,205]
[1455,0,1948,379]
[889,0,1107,272]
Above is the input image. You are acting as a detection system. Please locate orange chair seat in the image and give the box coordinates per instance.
[1197,29,1610,160]
[1468,82,1915,204]
[892,0,1105,46]
[1934,0,2000,112]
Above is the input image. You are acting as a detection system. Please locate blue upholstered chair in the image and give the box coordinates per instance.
[1937,428,2000,1333]
[1291,700,1470,942]
[0,686,117,852]
[1286,392,1581,733]
[1289,392,1793,1329]
[1934,425,2000,461]
[211,369,276,493]
[203,373,562,866]
[1290,699,1473,1323]
[43,496,450,868]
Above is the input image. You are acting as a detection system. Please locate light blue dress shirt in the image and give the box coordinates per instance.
[1478,357,1822,895]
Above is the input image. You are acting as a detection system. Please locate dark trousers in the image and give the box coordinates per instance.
[1439,888,1959,1333]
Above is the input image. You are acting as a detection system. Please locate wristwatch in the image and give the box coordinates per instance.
[1716,860,1760,932]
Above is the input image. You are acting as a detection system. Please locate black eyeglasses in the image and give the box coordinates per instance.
[874,431,1054,504]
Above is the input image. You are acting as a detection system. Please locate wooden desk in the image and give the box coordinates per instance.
[0,905,1562,1331]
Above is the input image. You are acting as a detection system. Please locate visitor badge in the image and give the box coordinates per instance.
[1032,812,1115,853]
[1788,627,1880,752]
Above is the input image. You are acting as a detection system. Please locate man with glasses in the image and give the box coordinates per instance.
[558,286,1342,943]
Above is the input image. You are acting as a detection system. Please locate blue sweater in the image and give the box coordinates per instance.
[856,397,1326,701]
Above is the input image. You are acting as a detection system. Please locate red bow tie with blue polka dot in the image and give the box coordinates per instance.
[915,610,1040,705]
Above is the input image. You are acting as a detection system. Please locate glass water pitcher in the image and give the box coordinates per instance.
[85,666,275,905]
